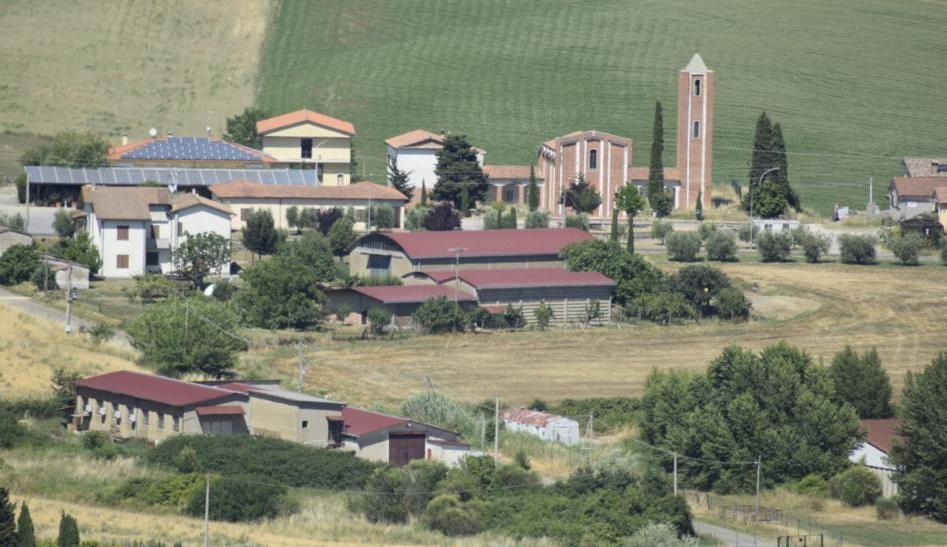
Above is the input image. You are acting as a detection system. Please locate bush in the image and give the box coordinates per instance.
[367,306,392,335]
[101,474,204,511]
[839,234,876,265]
[501,304,526,329]
[792,474,829,497]
[234,256,326,329]
[401,391,476,439]
[738,223,754,242]
[412,296,466,333]
[0,407,27,448]
[524,210,550,229]
[626,523,699,547]
[705,230,737,262]
[876,497,900,520]
[697,222,717,241]
[756,230,793,262]
[54,231,102,275]
[185,475,289,522]
[564,214,590,231]
[629,292,695,324]
[828,466,882,507]
[351,462,450,524]
[0,245,39,285]
[887,232,923,266]
[423,494,487,536]
[713,287,751,321]
[799,231,831,263]
[552,398,639,434]
[369,205,396,230]
[86,323,115,345]
[665,232,702,262]
[651,219,674,243]
[405,206,430,231]
[534,301,554,330]
[124,274,185,303]
[670,265,731,317]
[31,264,58,291]
[208,278,235,302]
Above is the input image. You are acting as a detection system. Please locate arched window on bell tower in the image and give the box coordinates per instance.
[695,79,701,96]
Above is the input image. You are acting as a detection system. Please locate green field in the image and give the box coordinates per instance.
[257,0,947,215]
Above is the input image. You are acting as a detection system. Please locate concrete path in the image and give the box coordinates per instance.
[0,285,91,333]
[695,520,776,547]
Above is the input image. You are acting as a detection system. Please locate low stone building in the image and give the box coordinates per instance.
[502,408,581,446]
[341,406,473,467]
[0,226,32,255]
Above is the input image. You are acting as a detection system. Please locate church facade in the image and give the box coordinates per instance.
[537,54,714,219]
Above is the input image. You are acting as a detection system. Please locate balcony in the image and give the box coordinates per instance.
[147,238,170,250]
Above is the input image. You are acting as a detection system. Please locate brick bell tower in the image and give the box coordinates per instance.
[676,53,714,210]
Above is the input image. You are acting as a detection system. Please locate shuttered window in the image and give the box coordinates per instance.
[117,225,129,240]
[116,255,129,269]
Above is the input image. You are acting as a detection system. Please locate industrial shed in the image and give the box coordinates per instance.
[326,285,477,327]
[341,406,473,467]
[405,267,615,326]
[347,228,591,278]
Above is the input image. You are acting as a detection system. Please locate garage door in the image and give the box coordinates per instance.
[388,433,425,467]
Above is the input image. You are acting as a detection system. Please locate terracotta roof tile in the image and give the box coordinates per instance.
[385,129,485,153]
[482,165,540,180]
[362,228,591,259]
[80,185,171,220]
[902,157,947,178]
[77,371,241,407]
[891,177,947,199]
[210,180,406,201]
[934,187,947,205]
[256,109,355,135]
[347,284,476,304]
[171,193,233,215]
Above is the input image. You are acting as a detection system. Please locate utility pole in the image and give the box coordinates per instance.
[446,247,467,303]
[479,412,485,452]
[297,342,306,389]
[673,451,678,496]
[493,393,499,462]
[203,473,210,547]
[755,455,762,522]
[64,262,73,335]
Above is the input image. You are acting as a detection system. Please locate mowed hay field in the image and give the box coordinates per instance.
[0,0,272,174]
[273,262,947,408]
[0,302,139,398]
[257,0,947,215]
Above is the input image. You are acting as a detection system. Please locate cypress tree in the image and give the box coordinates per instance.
[748,112,774,190]
[772,123,799,211]
[527,166,540,212]
[695,191,704,221]
[57,512,79,547]
[609,206,620,243]
[647,102,673,217]
[420,179,428,206]
[0,488,15,546]
[16,502,35,547]
[509,207,517,229]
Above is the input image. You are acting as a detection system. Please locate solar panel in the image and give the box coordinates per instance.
[121,136,266,162]
[25,166,319,187]
[937,164,947,173]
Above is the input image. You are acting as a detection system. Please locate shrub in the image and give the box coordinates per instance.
[423,202,461,231]
[839,234,876,265]
[629,292,694,324]
[564,214,590,231]
[876,497,900,520]
[513,450,531,470]
[670,265,731,317]
[651,219,674,243]
[101,474,204,511]
[401,391,476,438]
[405,206,430,231]
[413,296,466,333]
[534,301,554,330]
[54,231,102,275]
[713,287,751,321]
[423,494,487,536]
[560,239,664,305]
[626,523,699,547]
[86,323,115,345]
[738,223,755,242]
[124,274,185,303]
[209,278,235,301]
[756,230,793,262]
[887,232,923,266]
[829,466,882,507]
[665,232,702,262]
[792,474,829,497]
[31,265,58,291]
[501,304,526,329]
[234,256,326,329]
[0,408,27,449]
[185,475,289,522]
[697,222,717,241]
[369,205,396,230]
[551,398,639,434]
[483,205,506,230]
[524,210,550,229]
[0,245,39,285]
[705,230,737,262]
[367,306,392,335]
[799,231,831,263]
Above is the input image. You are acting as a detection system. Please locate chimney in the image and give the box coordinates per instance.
[206,126,212,137]
[121,134,128,146]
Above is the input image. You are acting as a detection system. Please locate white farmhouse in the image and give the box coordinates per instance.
[80,186,232,278]
[502,408,581,446]
[849,418,901,497]
[385,130,485,198]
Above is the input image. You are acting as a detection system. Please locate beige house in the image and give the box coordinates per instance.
[256,109,356,185]
[341,406,472,467]
[210,180,408,232]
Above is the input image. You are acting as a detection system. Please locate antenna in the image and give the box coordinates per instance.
[149,127,158,138]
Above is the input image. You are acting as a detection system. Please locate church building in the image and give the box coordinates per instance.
[537,53,714,219]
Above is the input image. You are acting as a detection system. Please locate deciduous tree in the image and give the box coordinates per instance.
[54,231,101,275]
[171,232,231,289]
[234,256,326,329]
[561,239,663,305]
[328,216,358,260]
[223,107,268,149]
[53,209,75,238]
[277,231,337,282]
[242,210,282,259]
[829,347,893,419]
[20,132,108,168]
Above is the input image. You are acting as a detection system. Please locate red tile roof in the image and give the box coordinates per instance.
[934,186,947,205]
[890,177,947,199]
[385,130,485,154]
[76,371,240,407]
[210,180,407,201]
[342,406,407,436]
[861,418,902,454]
[215,382,253,393]
[348,285,476,304]
[195,405,244,416]
[171,193,233,215]
[366,228,591,259]
[482,165,540,181]
[256,109,355,136]
[453,268,614,289]
[503,408,564,427]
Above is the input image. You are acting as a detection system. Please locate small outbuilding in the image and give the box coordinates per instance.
[326,285,477,327]
[0,226,32,254]
[341,406,473,467]
[502,408,581,446]
[849,418,901,497]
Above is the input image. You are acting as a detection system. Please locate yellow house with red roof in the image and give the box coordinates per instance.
[256,109,356,186]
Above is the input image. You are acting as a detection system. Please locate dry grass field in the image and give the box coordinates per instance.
[254,261,947,408]
[0,302,139,399]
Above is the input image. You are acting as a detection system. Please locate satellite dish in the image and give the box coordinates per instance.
[149,127,158,137]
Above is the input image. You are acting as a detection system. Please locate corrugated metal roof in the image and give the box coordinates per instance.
[459,268,614,289]
[195,405,244,416]
[25,166,320,187]
[76,371,240,407]
[248,384,342,405]
[362,228,591,259]
[342,407,407,436]
[348,285,476,304]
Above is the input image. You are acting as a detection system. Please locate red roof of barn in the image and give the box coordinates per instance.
[76,371,240,407]
[195,405,244,416]
[348,285,476,304]
[215,382,253,393]
[451,268,614,289]
[342,407,408,436]
[363,228,591,259]
[861,418,902,454]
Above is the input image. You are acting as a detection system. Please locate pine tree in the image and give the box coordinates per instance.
[420,179,428,206]
[830,347,894,419]
[609,206,620,243]
[695,191,704,221]
[647,101,674,216]
[0,488,15,546]
[527,166,540,212]
[16,502,35,547]
[433,135,488,209]
[387,160,413,200]
[57,512,79,547]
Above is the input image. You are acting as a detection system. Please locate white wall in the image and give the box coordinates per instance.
[503,417,581,445]
[174,207,231,242]
[99,220,146,278]
[388,148,438,191]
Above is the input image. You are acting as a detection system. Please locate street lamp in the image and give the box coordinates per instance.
[749,167,780,241]
[446,247,467,304]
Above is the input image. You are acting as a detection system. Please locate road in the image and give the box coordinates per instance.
[695,520,776,547]
[0,285,90,333]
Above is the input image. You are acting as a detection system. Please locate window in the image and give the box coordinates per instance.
[116,255,129,269]
[177,221,183,234]
[146,252,159,266]
[589,148,598,170]
[504,187,516,202]
[336,173,344,185]
[301,420,309,429]
[695,79,701,96]
[142,411,150,427]
[117,225,129,240]
[157,413,164,430]
[172,416,179,432]
[301,138,313,159]
[150,225,160,239]
[240,208,252,221]
[693,121,700,139]
[129,406,137,430]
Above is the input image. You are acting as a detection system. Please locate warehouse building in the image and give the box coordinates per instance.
[326,284,477,327]
[341,406,472,467]
[347,228,591,278]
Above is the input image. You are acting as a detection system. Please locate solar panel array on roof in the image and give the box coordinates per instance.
[121,137,266,161]
[938,164,947,173]
[25,166,320,187]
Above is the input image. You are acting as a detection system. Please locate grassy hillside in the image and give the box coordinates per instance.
[258,0,947,215]
[0,0,271,175]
